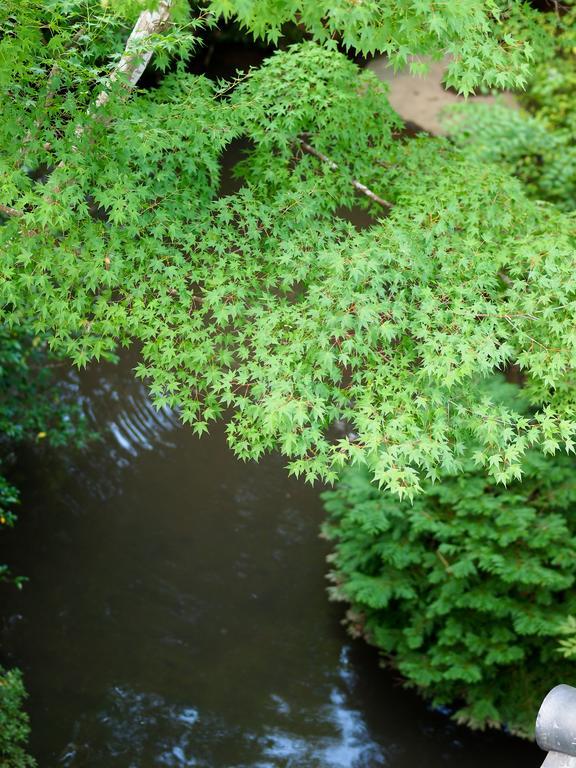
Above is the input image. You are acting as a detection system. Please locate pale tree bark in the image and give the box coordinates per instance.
[0,204,23,218]
[95,0,172,108]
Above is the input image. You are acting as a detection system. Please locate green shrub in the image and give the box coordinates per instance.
[322,383,576,736]
[444,101,576,211]
[0,666,35,768]
[519,3,576,135]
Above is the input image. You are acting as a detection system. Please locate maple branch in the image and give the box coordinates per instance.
[0,204,24,218]
[298,140,393,210]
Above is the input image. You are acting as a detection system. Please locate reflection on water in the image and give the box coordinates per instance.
[0,353,541,767]
[59,648,386,767]
[61,687,201,766]
[257,649,387,768]
[76,360,181,462]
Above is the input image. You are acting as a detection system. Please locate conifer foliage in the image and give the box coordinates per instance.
[1,1,575,494]
[0,666,34,768]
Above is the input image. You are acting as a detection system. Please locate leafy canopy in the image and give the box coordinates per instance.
[208,0,542,92]
[1,0,575,495]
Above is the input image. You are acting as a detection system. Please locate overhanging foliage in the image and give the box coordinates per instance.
[1,1,575,495]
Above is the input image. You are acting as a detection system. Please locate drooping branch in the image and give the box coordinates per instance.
[3,6,393,222]
[299,140,393,210]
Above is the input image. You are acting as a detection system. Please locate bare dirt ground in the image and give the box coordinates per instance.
[368,57,518,134]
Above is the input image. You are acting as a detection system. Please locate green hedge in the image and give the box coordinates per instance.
[323,429,576,736]
[0,666,35,768]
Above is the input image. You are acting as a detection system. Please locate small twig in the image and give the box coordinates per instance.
[504,315,560,353]
[44,29,85,109]
[435,549,452,573]
[0,204,23,218]
[498,271,514,286]
[298,140,393,210]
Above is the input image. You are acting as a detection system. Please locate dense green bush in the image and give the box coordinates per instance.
[444,101,576,211]
[0,666,34,768]
[322,382,576,736]
[520,4,576,134]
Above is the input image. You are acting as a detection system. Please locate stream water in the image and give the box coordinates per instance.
[0,353,542,767]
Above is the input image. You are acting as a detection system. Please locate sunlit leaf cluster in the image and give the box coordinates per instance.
[1,1,575,495]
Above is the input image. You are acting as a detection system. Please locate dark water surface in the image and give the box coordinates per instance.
[1,355,542,767]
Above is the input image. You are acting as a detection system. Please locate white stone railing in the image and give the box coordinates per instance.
[536,685,576,767]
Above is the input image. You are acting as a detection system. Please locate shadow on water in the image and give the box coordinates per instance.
[0,352,542,767]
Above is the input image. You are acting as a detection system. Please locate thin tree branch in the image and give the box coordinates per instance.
[298,140,393,210]
[17,28,86,170]
[0,204,23,218]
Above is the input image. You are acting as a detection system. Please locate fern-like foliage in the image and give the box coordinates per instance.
[322,380,576,735]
